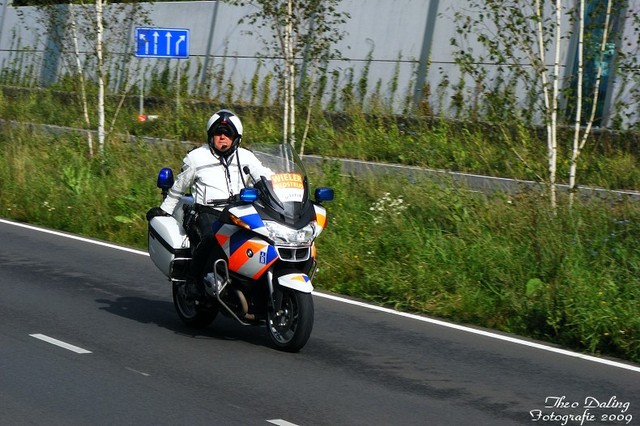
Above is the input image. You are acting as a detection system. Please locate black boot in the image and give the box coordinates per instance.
[185,275,203,300]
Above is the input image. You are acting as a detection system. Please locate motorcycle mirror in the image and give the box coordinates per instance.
[240,187,259,202]
[157,168,174,190]
[315,187,334,202]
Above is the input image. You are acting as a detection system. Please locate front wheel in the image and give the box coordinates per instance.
[172,282,218,328]
[267,288,314,352]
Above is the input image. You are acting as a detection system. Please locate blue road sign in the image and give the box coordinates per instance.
[135,27,190,59]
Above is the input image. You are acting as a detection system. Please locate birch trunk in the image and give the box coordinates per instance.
[548,0,562,210]
[569,0,613,206]
[286,0,296,149]
[570,0,586,206]
[535,0,558,210]
[69,5,93,158]
[282,2,290,147]
[95,0,105,155]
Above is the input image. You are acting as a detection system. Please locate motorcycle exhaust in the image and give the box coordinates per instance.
[234,289,255,321]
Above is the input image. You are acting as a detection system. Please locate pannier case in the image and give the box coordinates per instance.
[148,216,190,278]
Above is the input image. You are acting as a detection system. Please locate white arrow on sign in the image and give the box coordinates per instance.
[165,32,172,55]
[176,35,186,55]
[153,31,159,55]
[138,33,149,55]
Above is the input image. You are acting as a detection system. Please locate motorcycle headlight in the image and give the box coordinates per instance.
[264,221,315,245]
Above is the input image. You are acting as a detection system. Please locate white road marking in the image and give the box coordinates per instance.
[4,218,639,373]
[312,292,640,373]
[267,420,300,426]
[30,333,92,354]
[125,367,151,377]
[0,218,143,255]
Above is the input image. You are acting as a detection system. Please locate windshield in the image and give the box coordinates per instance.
[251,143,306,175]
[247,143,312,226]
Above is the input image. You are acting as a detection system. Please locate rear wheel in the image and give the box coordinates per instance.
[172,282,217,328]
[267,288,314,352]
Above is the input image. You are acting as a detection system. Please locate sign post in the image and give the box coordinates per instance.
[134,27,190,123]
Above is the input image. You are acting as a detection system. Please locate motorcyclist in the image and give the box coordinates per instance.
[146,109,271,297]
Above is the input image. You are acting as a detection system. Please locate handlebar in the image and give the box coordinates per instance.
[204,193,248,207]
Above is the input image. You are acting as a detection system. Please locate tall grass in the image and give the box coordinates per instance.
[3,84,638,191]
[0,126,185,246]
[1,125,638,362]
[315,165,640,361]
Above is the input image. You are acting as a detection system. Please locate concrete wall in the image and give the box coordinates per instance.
[0,0,638,127]
[605,1,640,128]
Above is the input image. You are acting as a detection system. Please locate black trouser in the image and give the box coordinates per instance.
[185,206,225,287]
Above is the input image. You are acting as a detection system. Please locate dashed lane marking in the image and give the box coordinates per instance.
[29,333,92,354]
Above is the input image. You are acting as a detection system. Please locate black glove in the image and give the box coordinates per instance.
[146,207,170,221]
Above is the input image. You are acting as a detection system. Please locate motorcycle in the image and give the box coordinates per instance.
[147,143,334,352]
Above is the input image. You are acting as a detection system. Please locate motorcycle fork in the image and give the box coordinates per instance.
[267,270,283,313]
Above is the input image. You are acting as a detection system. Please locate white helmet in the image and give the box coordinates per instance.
[206,109,243,156]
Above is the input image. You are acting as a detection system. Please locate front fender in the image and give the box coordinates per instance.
[277,273,314,293]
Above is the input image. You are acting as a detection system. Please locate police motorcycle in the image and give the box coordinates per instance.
[147,143,333,352]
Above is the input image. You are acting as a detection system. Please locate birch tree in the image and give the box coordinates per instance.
[450,0,627,208]
[450,1,566,207]
[22,0,148,157]
[69,5,93,157]
[569,0,614,206]
[95,0,105,154]
[224,0,349,153]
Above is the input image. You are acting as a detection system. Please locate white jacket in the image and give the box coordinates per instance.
[160,145,270,215]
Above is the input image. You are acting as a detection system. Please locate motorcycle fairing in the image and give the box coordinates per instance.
[278,273,313,293]
[215,224,278,279]
[226,204,270,239]
[228,204,264,229]
[313,205,327,232]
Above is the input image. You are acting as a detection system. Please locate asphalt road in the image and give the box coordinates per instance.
[0,218,638,426]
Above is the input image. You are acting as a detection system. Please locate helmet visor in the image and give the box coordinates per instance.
[213,124,236,139]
